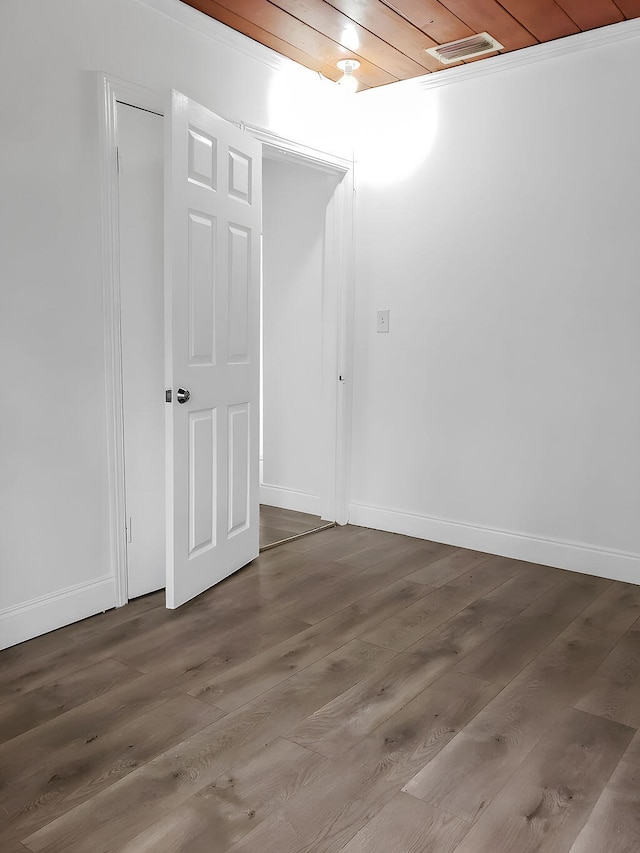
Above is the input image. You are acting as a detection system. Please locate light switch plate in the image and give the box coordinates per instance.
[377,309,390,333]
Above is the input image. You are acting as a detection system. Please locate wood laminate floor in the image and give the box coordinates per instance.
[259,504,332,550]
[1,525,639,852]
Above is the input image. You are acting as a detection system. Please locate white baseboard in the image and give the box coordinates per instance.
[0,576,116,650]
[348,503,640,586]
[260,483,322,516]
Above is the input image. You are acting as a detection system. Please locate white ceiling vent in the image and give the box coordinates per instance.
[426,32,503,65]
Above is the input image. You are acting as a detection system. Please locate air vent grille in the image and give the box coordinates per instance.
[426,32,503,64]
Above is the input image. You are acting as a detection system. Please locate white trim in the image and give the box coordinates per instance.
[99,74,166,608]
[0,577,115,651]
[248,123,352,175]
[260,484,322,516]
[348,503,640,586]
[358,18,640,99]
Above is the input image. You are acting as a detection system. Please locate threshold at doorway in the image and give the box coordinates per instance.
[259,505,336,551]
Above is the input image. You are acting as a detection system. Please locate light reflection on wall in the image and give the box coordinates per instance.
[267,68,354,158]
[355,85,440,186]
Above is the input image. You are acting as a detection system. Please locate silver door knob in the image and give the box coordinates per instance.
[176,387,190,404]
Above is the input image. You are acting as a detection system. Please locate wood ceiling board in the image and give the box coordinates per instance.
[381,0,474,44]
[268,0,433,77]
[183,0,347,82]
[180,0,640,88]
[437,0,538,50]
[606,0,640,15]
[554,0,624,29]
[497,0,581,41]
[322,0,452,72]
[188,0,398,86]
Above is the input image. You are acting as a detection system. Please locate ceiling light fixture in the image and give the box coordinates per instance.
[336,59,360,93]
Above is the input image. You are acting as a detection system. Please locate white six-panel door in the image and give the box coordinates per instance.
[166,91,261,608]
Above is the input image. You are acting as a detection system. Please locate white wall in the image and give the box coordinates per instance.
[350,30,640,583]
[261,158,337,515]
[0,0,349,647]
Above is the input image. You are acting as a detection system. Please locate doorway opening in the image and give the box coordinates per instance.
[117,100,165,599]
[259,154,343,550]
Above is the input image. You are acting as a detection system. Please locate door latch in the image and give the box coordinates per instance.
[165,389,172,403]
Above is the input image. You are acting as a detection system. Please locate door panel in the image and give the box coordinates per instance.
[229,402,250,535]
[188,211,216,365]
[188,407,216,556]
[228,224,251,362]
[166,91,261,609]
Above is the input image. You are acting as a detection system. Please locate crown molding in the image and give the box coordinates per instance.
[133,0,317,81]
[359,17,640,99]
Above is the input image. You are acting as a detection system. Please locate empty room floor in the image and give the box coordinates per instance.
[1,524,639,852]
[259,505,332,550]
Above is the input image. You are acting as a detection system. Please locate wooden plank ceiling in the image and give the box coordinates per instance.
[180,0,640,89]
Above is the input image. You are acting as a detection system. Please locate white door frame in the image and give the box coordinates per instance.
[99,74,354,608]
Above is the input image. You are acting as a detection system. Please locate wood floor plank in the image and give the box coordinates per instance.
[22,640,392,853]
[338,792,468,853]
[288,667,502,771]
[115,738,327,852]
[0,694,223,845]
[358,671,503,786]
[225,754,399,853]
[229,673,492,853]
[336,537,447,570]
[456,574,608,684]
[360,557,531,651]
[258,503,333,547]
[259,524,296,545]
[189,579,431,711]
[108,573,318,672]
[0,593,163,678]
[451,708,634,853]
[402,581,640,822]
[260,515,326,536]
[260,505,321,526]
[133,615,310,711]
[291,528,398,562]
[260,508,322,533]
[0,658,141,744]
[405,548,495,586]
[568,727,640,853]
[287,574,540,759]
[112,600,310,674]
[2,568,302,697]
[574,625,640,728]
[280,524,371,554]
[291,549,441,625]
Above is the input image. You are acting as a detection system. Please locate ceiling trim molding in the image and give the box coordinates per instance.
[360,18,640,98]
[133,0,316,80]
